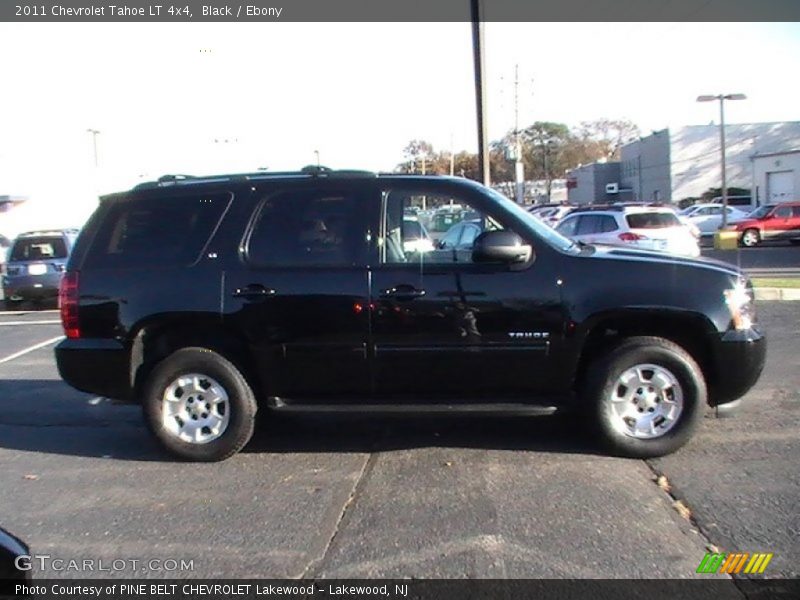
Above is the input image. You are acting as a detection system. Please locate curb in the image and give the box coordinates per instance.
[754,288,800,301]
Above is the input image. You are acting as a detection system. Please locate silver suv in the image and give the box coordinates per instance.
[2,229,80,308]
[555,205,700,257]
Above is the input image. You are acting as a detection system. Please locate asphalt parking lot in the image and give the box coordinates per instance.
[0,303,797,583]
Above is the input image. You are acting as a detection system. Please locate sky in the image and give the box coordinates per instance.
[0,21,799,232]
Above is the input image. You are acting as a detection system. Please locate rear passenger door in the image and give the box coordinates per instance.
[224,182,372,400]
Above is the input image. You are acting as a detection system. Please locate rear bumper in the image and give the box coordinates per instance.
[55,338,133,401]
[3,273,62,300]
[709,327,767,407]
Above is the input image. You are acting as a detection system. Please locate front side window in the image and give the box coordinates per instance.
[247,189,364,267]
[381,188,508,266]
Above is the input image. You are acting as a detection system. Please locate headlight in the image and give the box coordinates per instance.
[724,278,755,330]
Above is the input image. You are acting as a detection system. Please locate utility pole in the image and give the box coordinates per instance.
[471,0,490,186]
[543,141,550,202]
[513,64,525,204]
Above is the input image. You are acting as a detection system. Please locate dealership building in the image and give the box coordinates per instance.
[566,121,800,206]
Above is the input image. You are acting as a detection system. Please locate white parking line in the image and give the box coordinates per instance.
[0,320,61,326]
[0,335,65,364]
[0,309,59,316]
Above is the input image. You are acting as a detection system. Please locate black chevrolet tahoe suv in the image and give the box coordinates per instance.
[55,169,766,461]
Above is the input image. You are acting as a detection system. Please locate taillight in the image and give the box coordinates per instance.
[619,232,648,242]
[59,271,80,339]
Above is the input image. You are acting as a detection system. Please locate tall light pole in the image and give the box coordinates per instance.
[696,93,746,228]
[86,129,100,167]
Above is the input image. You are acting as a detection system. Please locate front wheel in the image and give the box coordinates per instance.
[142,347,257,462]
[584,336,706,458]
[740,228,760,247]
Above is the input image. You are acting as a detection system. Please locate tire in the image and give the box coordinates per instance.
[740,228,760,248]
[583,336,706,458]
[142,347,257,462]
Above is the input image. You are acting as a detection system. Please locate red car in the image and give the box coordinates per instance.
[731,202,800,247]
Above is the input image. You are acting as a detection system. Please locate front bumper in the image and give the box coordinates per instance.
[55,338,133,401]
[709,326,767,407]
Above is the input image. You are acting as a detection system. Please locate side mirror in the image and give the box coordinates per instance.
[472,230,532,264]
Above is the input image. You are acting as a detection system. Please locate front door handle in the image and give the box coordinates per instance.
[380,284,426,301]
[232,284,276,300]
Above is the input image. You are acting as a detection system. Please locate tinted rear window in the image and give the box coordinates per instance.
[626,213,680,229]
[10,237,67,261]
[84,193,231,268]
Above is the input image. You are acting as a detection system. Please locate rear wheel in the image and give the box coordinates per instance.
[142,347,257,461]
[740,228,760,247]
[584,336,706,458]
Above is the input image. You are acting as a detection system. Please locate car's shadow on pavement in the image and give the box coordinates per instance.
[0,298,58,311]
[0,379,601,461]
[247,412,600,457]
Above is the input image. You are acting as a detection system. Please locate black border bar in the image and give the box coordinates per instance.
[2,0,800,22]
[3,579,800,600]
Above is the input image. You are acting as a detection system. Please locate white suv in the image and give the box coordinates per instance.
[555,205,700,257]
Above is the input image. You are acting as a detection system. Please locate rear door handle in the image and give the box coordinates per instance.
[380,284,426,301]
[232,284,276,300]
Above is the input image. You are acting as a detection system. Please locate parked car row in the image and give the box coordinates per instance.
[524,199,800,253]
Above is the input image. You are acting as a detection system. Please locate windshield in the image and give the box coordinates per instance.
[748,205,773,219]
[482,186,579,253]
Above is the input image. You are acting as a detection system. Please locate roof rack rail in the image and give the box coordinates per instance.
[17,228,80,236]
[157,174,196,184]
[133,166,377,190]
[568,205,625,212]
